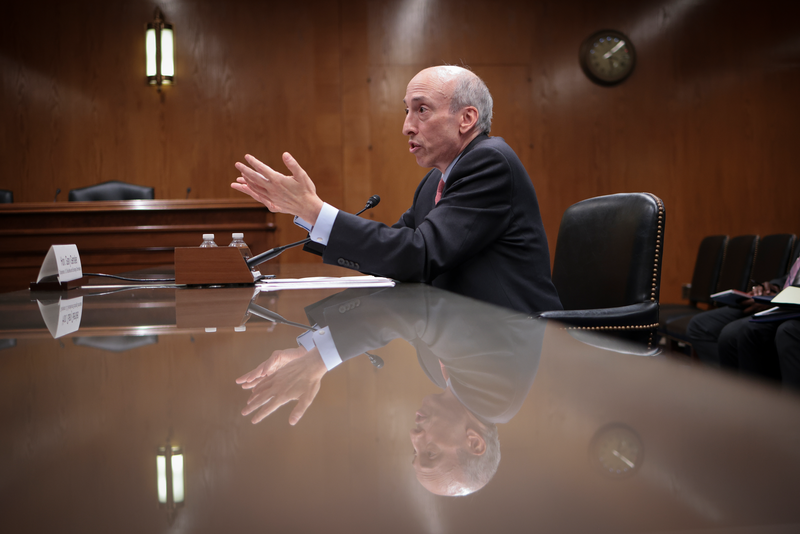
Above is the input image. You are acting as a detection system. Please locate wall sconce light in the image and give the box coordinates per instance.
[146,7,174,91]
[157,444,185,524]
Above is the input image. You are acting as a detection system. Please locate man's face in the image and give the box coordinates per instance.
[402,69,464,174]
[409,390,472,495]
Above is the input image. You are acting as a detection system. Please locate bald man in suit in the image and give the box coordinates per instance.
[233,66,561,315]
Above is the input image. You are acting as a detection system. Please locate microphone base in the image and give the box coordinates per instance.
[175,247,257,285]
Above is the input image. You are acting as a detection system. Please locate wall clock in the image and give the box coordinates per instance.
[579,30,636,86]
[589,423,643,479]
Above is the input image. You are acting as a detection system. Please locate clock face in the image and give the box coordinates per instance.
[590,424,643,479]
[580,30,636,86]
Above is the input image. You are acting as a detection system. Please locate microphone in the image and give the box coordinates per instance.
[366,352,384,368]
[247,194,382,269]
[355,195,380,216]
[185,187,191,199]
[54,188,61,202]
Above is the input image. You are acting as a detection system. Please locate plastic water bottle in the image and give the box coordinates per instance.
[200,234,218,248]
[228,233,252,261]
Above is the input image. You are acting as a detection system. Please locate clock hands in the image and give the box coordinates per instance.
[603,40,626,59]
[612,449,636,469]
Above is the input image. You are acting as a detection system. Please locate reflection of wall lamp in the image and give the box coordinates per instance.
[157,445,185,524]
[146,7,174,91]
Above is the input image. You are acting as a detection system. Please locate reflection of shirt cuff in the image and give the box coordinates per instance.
[309,203,338,246]
[296,329,316,351]
[310,327,343,370]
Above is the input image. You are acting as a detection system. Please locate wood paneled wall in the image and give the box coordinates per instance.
[2,0,799,303]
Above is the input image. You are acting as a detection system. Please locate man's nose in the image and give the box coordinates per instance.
[402,114,416,136]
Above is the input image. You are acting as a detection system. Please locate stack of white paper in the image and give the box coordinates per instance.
[256,275,395,292]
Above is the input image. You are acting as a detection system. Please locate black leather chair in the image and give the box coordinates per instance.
[68,181,154,201]
[663,234,758,343]
[751,233,796,283]
[713,234,759,293]
[0,189,13,203]
[658,235,727,330]
[538,193,665,344]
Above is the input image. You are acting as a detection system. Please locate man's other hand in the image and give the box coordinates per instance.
[232,152,324,225]
[240,347,328,425]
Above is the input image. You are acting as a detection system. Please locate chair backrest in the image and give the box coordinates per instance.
[0,189,13,203]
[688,235,728,305]
[68,180,154,201]
[751,233,796,283]
[551,193,665,311]
[715,235,758,292]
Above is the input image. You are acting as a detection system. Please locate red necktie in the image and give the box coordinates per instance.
[434,179,445,205]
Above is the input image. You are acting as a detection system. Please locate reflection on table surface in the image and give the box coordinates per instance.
[1,264,799,533]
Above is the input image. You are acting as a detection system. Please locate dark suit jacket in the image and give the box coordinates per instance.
[305,285,545,425]
[322,134,562,315]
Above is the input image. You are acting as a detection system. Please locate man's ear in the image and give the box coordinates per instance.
[465,428,487,456]
[439,359,450,381]
[459,106,479,134]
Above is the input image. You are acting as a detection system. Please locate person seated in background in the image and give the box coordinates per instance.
[232,65,562,315]
[722,317,800,389]
[686,281,781,366]
[687,255,800,387]
[775,320,800,390]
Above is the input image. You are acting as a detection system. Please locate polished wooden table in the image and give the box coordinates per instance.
[1,265,799,533]
[0,199,276,293]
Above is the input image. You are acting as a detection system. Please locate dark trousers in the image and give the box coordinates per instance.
[720,318,800,390]
[686,307,745,365]
[727,320,782,382]
[776,320,800,390]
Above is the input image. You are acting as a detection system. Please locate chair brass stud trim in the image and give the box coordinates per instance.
[561,323,659,331]
[649,194,665,303]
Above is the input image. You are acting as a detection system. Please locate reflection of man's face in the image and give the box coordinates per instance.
[410,387,484,495]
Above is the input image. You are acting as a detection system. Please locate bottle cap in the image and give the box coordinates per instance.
[202,234,215,240]
[232,233,244,239]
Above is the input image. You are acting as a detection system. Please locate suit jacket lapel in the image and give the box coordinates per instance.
[415,133,490,225]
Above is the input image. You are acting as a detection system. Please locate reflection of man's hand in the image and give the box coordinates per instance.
[239,348,328,425]
[236,346,309,389]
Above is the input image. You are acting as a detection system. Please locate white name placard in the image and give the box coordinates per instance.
[37,244,83,283]
[37,296,84,338]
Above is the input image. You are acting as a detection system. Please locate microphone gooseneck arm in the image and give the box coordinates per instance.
[246,194,381,269]
[246,237,311,269]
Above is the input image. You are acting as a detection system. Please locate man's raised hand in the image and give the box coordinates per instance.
[231,152,324,225]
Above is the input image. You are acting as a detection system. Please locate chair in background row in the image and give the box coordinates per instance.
[750,233,796,283]
[68,180,154,201]
[539,192,665,346]
[662,234,758,344]
[658,234,727,330]
[0,190,13,203]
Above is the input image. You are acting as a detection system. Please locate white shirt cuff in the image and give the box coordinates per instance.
[309,326,343,370]
[293,216,313,232]
[309,202,338,246]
